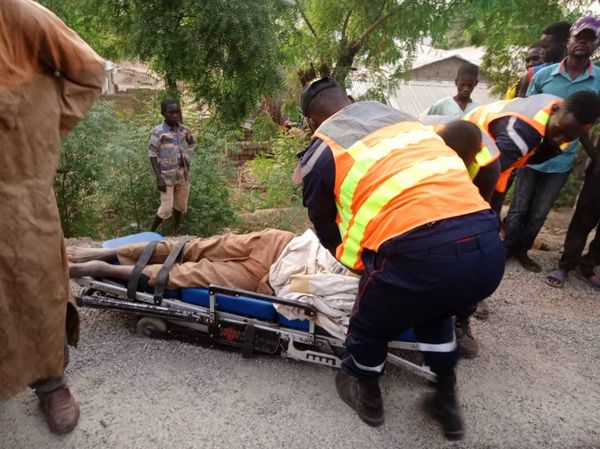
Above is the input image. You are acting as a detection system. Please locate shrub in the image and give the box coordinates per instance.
[55,101,118,237]
[245,129,308,209]
[55,99,239,238]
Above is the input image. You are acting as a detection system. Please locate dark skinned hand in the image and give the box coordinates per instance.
[156,176,167,193]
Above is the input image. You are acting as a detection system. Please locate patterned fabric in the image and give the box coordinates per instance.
[149,122,197,185]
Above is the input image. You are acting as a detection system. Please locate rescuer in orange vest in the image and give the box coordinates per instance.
[423,92,600,359]
[462,92,600,216]
[297,77,506,440]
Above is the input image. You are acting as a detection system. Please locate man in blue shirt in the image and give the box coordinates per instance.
[516,22,571,98]
[503,16,600,272]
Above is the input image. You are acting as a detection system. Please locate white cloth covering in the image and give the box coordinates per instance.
[269,229,359,339]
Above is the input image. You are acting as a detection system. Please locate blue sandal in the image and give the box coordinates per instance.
[545,270,567,288]
[573,270,600,292]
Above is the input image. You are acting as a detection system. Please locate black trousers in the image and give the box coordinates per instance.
[342,230,505,381]
[559,165,600,277]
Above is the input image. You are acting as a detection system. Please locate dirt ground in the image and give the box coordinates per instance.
[1,207,600,449]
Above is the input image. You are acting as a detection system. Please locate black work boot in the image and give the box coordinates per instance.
[335,370,384,427]
[425,373,464,440]
[455,317,479,359]
[513,252,542,273]
[150,215,163,232]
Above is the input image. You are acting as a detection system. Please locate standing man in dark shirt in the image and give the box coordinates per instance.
[149,99,197,234]
[546,135,600,290]
[297,77,505,440]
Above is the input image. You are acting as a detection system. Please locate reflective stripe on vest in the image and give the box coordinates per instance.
[418,116,500,180]
[338,155,466,268]
[467,141,497,179]
[314,102,490,270]
[463,94,563,190]
[337,128,441,236]
[463,94,561,139]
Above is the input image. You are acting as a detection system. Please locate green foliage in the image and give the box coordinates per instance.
[55,102,117,237]
[555,170,583,208]
[441,0,591,95]
[54,99,238,238]
[38,0,124,60]
[245,130,308,209]
[95,0,290,124]
[288,0,455,86]
[251,113,282,143]
[96,123,157,236]
[181,119,240,236]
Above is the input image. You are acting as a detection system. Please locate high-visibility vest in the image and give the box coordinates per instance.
[419,115,501,180]
[313,101,490,271]
[463,94,563,192]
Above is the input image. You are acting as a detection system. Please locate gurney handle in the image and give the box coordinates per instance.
[208,284,317,318]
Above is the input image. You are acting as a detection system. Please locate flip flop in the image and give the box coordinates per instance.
[545,269,567,288]
[572,270,600,292]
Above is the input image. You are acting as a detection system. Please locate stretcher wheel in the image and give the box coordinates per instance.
[136,317,168,337]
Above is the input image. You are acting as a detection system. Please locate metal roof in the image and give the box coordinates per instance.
[347,79,498,118]
[410,45,484,70]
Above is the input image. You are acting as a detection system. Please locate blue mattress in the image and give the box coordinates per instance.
[101,233,422,341]
[103,231,164,249]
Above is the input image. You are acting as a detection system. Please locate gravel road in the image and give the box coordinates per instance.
[1,209,600,449]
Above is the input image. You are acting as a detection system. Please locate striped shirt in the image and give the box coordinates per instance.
[148,122,197,185]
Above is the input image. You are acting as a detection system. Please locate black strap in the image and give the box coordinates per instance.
[127,240,160,300]
[153,238,190,304]
[241,323,256,359]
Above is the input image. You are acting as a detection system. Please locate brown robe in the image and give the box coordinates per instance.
[0,0,105,396]
[117,229,296,294]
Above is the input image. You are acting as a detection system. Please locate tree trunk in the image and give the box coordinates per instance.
[165,73,178,93]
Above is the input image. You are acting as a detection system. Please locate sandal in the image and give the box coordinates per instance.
[545,270,567,288]
[572,270,600,292]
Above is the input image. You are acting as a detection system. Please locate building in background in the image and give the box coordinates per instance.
[348,45,498,116]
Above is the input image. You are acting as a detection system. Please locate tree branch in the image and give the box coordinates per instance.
[340,9,352,43]
[293,0,318,39]
[357,10,395,47]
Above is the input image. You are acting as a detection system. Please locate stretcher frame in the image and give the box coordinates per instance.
[75,276,456,382]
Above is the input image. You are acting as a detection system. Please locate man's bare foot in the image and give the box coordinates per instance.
[66,247,117,263]
[69,261,113,278]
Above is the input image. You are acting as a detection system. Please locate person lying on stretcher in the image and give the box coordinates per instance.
[69,228,360,339]
[68,229,296,295]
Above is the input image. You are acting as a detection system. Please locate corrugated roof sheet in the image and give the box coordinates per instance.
[410,45,484,70]
[347,79,498,118]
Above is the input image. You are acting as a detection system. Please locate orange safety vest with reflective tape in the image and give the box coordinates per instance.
[419,115,501,180]
[313,102,490,271]
[463,94,564,192]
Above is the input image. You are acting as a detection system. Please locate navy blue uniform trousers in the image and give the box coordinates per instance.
[342,229,505,381]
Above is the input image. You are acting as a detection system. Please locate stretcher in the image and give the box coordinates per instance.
[74,232,457,382]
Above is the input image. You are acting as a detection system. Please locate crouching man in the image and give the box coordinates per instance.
[297,77,505,440]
